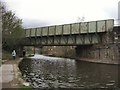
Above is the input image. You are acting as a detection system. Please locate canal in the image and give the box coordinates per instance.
[19,55,119,89]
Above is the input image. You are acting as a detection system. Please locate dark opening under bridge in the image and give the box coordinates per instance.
[21,19,114,46]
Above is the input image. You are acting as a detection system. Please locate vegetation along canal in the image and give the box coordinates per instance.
[19,55,119,89]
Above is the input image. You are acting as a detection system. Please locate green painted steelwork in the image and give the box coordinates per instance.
[23,34,102,46]
[25,19,114,37]
[22,19,114,46]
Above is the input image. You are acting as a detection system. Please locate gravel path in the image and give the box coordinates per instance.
[0,59,24,89]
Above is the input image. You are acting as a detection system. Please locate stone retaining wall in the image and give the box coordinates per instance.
[76,27,120,64]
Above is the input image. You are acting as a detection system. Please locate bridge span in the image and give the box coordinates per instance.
[21,19,114,46]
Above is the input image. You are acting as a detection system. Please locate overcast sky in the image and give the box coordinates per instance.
[1,0,120,28]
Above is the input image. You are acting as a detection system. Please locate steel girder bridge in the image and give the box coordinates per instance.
[21,19,114,46]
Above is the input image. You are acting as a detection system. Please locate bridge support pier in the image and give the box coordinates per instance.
[32,46,43,55]
[75,44,119,64]
[18,46,24,57]
[39,46,43,54]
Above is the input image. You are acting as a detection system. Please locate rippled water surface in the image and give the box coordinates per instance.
[19,55,119,89]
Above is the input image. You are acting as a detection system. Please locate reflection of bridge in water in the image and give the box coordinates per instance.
[21,19,120,64]
[22,19,114,46]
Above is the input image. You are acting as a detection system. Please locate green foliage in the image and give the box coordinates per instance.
[2,49,11,59]
[19,85,32,90]
[2,3,24,52]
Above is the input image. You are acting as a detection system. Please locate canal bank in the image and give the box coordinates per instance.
[76,58,119,65]
[1,58,32,89]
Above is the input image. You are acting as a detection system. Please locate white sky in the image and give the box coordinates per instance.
[2,0,120,28]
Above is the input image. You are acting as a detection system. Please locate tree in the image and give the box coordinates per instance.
[77,16,85,22]
[2,3,24,52]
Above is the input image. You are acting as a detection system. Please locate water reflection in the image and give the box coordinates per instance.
[19,55,119,89]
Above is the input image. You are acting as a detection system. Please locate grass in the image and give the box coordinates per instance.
[2,50,12,60]
[0,60,1,66]
[19,85,32,90]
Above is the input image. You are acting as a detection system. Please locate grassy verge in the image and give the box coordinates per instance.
[16,62,27,89]
[19,85,32,90]
[17,59,33,89]
[2,50,11,60]
[0,60,1,66]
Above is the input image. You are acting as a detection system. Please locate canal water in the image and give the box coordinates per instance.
[19,55,119,89]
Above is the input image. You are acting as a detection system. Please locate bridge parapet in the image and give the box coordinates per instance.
[25,19,114,37]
